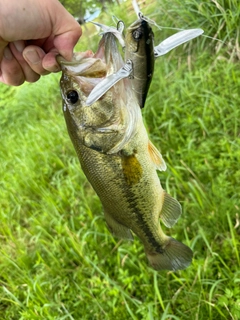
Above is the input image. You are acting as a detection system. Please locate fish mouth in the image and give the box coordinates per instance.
[57,32,123,75]
[57,48,108,97]
[56,50,107,78]
[57,33,124,97]
[57,50,95,66]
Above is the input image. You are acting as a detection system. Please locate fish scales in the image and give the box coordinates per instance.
[66,108,167,250]
[58,30,193,271]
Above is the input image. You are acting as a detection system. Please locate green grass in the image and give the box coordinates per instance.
[0,0,240,319]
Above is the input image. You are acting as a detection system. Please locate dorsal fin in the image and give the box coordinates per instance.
[160,191,182,228]
[148,140,167,171]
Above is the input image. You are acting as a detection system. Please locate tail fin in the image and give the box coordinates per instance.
[146,237,193,271]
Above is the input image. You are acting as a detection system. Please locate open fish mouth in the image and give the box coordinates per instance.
[56,33,125,99]
[57,51,106,76]
[56,53,107,97]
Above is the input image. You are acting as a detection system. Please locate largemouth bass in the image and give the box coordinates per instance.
[57,32,193,271]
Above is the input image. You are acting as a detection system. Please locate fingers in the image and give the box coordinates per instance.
[0,42,60,86]
[51,0,82,61]
[0,41,46,86]
[23,45,52,75]
[10,42,41,82]
[0,46,25,86]
[0,0,82,86]
[42,51,61,72]
[41,28,82,73]
[0,38,25,85]
[53,28,82,61]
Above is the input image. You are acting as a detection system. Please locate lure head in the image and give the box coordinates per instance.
[125,17,154,55]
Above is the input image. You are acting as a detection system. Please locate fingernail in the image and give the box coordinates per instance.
[52,65,61,72]
[14,40,25,53]
[24,50,40,64]
[3,47,13,60]
[44,63,60,73]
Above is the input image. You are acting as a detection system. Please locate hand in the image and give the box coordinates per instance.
[0,0,82,86]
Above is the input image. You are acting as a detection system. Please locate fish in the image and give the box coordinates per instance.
[57,32,193,271]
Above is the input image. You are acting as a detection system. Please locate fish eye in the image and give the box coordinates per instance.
[66,90,79,104]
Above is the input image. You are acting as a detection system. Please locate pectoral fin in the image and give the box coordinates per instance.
[148,140,167,171]
[160,191,182,228]
[104,210,133,240]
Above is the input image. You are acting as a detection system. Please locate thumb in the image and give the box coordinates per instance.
[53,27,82,61]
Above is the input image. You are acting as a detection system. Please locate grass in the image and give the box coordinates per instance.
[0,0,239,319]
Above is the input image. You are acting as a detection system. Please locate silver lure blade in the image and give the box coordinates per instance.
[154,28,204,57]
[85,60,133,106]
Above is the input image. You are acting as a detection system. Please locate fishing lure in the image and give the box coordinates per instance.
[86,13,203,106]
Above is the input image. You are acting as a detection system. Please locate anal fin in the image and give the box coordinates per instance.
[104,210,133,240]
[160,191,182,228]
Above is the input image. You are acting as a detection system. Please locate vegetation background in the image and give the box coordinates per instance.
[0,0,239,319]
